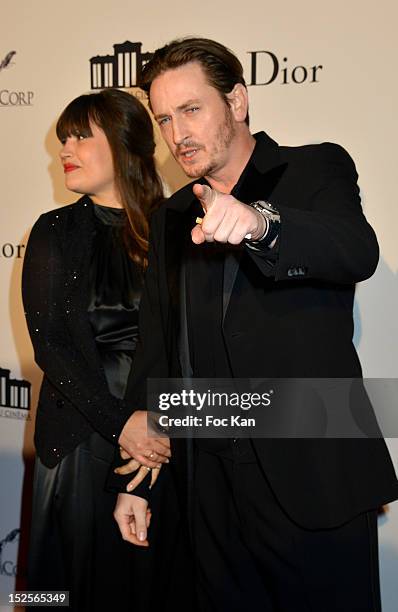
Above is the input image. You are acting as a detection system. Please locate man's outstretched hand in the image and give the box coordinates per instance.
[191,183,265,245]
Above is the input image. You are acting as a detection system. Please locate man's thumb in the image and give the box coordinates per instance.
[192,183,215,211]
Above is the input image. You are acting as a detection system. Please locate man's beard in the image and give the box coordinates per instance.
[179,105,236,179]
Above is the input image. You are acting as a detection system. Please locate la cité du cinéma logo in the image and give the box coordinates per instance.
[0,367,31,420]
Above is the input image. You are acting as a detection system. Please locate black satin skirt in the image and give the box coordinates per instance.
[27,433,190,611]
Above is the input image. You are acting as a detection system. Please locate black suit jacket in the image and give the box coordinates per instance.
[22,196,133,467]
[125,132,398,529]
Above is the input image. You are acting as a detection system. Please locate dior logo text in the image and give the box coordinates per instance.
[248,51,323,85]
[1,243,25,258]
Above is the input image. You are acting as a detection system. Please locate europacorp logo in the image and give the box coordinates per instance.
[0,529,19,578]
[0,50,34,107]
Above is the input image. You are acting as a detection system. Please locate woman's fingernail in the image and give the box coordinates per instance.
[138,531,146,541]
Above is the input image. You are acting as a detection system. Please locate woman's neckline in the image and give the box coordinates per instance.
[93,202,125,213]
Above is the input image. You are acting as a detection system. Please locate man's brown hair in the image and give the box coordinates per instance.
[139,37,249,124]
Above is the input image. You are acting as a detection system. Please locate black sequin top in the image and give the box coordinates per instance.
[88,203,144,400]
[22,196,146,467]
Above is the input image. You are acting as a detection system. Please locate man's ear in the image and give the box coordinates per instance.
[227,83,249,123]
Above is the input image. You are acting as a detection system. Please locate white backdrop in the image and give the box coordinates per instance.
[1,0,397,609]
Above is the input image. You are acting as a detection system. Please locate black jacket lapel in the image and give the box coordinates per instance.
[165,193,201,374]
[222,132,288,320]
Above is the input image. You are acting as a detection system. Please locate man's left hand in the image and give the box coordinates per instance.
[191,183,265,245]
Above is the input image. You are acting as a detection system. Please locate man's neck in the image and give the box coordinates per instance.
[205,130,256,194]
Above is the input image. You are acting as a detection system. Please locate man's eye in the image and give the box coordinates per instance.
[158,117,170,126]
[186,107,199,114]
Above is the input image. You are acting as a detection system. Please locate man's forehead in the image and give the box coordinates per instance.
[150,62,208,95]
[149,62,217,111]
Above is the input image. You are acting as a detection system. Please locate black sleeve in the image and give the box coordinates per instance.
[22,213,133,443]
[246,144,379,284]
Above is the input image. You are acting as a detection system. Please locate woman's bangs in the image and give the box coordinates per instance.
[56,97,95,142]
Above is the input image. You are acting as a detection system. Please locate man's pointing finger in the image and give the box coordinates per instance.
[192,183,216,212]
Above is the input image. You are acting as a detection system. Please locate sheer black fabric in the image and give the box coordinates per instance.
[88,204,143,399]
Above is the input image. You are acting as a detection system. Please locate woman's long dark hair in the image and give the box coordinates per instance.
[56,88,164,267]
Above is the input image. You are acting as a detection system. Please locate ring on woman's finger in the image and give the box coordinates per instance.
[145,466,152,472]
[149,451,155,459]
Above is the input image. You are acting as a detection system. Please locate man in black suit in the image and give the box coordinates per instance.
[114,37,398,611]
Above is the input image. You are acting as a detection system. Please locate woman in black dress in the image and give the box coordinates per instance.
[22,89,174,610]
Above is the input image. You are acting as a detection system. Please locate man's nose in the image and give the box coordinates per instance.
[172,118,190,146]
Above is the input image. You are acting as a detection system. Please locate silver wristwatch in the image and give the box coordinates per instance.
[246,200,280,248]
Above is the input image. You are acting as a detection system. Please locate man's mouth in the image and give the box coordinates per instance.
[178,147,200,161]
